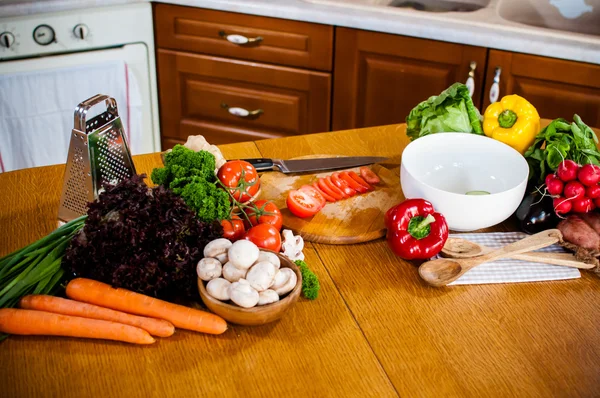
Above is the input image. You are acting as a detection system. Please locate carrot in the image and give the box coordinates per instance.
[66,278,227,335]
[0,308,155,344]
[19,295,175,337]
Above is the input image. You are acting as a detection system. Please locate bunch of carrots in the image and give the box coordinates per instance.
[0,278,227,345]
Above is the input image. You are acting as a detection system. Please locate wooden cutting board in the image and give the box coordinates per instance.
[258,162,404,244]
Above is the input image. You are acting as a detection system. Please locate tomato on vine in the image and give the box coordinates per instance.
[217,160,260,203]
[245,200,283,231]
[221,215,246,241]
[243,224,282,252]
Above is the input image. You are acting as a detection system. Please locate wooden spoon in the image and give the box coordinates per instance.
[441,238,595,270]
[419,229,563,287]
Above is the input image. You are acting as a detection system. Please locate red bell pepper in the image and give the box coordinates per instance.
[385,199,448,260]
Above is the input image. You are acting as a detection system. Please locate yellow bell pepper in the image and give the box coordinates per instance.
[483,95,540,154]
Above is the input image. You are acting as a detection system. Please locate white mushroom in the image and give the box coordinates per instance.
[257,251,281,269]
[271,268,297,296]
[228,279,259,308]
[281,229,305,261]
[183,135,226,173]
[258,289,280,306]
[206,278,231,301]
[228,240,259,270]
[245,261,277,292]
[204,238,233,258]
[215,252,228,264]
[222,262,247,283]
[196,258,222,281]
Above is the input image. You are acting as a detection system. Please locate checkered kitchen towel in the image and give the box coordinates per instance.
[446,232,581,285]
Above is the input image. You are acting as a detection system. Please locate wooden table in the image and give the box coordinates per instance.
[1,124,600,397]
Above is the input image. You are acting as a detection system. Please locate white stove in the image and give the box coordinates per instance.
[0,2,160,172]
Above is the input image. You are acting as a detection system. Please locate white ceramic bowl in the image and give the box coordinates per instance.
[400,133,528,231]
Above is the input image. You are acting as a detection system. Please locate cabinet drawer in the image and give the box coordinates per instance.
[157,49,331,147]
[154,4,334,71]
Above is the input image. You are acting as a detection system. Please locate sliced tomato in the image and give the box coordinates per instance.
[325,176,348,199]
[360,167,380,185]
[318,178,343,201]
[339,172,368,193]
[299,185,327,210]
[331,173,356,197]
[286,189,321,218]
[348,171,373,190]
[312,181,336,202]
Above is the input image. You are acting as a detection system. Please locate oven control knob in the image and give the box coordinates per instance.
[73,24,89,40]
[0,32,15,48]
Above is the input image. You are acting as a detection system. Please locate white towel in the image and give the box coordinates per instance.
[0,60,143,172]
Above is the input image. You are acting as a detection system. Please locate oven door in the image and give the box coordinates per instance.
[0,43,159,172]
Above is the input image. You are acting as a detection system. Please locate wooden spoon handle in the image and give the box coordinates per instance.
[460,229,562,273]
[510,252,595,269]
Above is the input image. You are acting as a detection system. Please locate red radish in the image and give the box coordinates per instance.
[544,174,564,196]
[563,181,585,199]
[572,197,595,213]
[577,164,600,186]
[360,167,380,185]
[586,185,600,199]
[556,160,580,182]
[595,198,600,208]
[553,197,572,215]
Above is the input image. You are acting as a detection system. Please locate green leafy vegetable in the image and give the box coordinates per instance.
[406,83,483,141]
[524,115,600,184]
[151,145,230,222]
[294,260,320,300]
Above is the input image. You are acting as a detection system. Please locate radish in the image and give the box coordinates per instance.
[586,185,600,199]
[577,164,600,186]
[563,181,585,199]
[553,197,572,215]
[544,174,564,196]
[572,197,594,213]
[556,160,580,182]
[595,198,600,208]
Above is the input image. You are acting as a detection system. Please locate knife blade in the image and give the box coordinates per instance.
[241,156,387,173]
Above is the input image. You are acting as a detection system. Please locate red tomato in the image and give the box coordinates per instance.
[221,216,245,241]
[299,185,327,209]
[318,178,343,201]
[245,200,283,231]
[313,182,336,202]
[243,224,282,252]
[339,172,368,193]
[217,160,260,202]
[326,176,349,199]
[360,167,380,185]
[348,171,373,190]
[287,189,322,218]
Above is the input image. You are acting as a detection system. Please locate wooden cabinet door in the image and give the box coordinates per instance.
[332,28,487,131]
[483,50,600,127]
[157,50,331,149]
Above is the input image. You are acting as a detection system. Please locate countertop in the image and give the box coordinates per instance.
[0,0,599,64]
[1,124,600,397]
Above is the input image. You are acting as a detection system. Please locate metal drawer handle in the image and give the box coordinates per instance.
[489,66,502,104]
[221,103,263,119]
[218,30,263,46]
[465,61,476,97]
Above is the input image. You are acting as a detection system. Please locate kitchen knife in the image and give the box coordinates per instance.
[242,156,387,173]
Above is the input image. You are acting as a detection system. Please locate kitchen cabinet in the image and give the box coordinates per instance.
[154,4,334,148]
[483,50,600,126]
[332,27,488,131]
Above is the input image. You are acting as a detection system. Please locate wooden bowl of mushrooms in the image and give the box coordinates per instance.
[197,239,302,326]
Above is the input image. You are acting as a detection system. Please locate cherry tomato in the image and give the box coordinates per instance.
[313,182,336,202]
[221,215,245,241]
[287,189,322,218]
[243,224,282,252]
[318,178,343,201]
[360,167,380,185]
[245,200,283,231]
[299,185,327,209]
[339,172,368,193]
[217,160,260,202]
[348,171,373,190]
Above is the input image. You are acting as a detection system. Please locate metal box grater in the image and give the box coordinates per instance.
[58,94,136,223]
